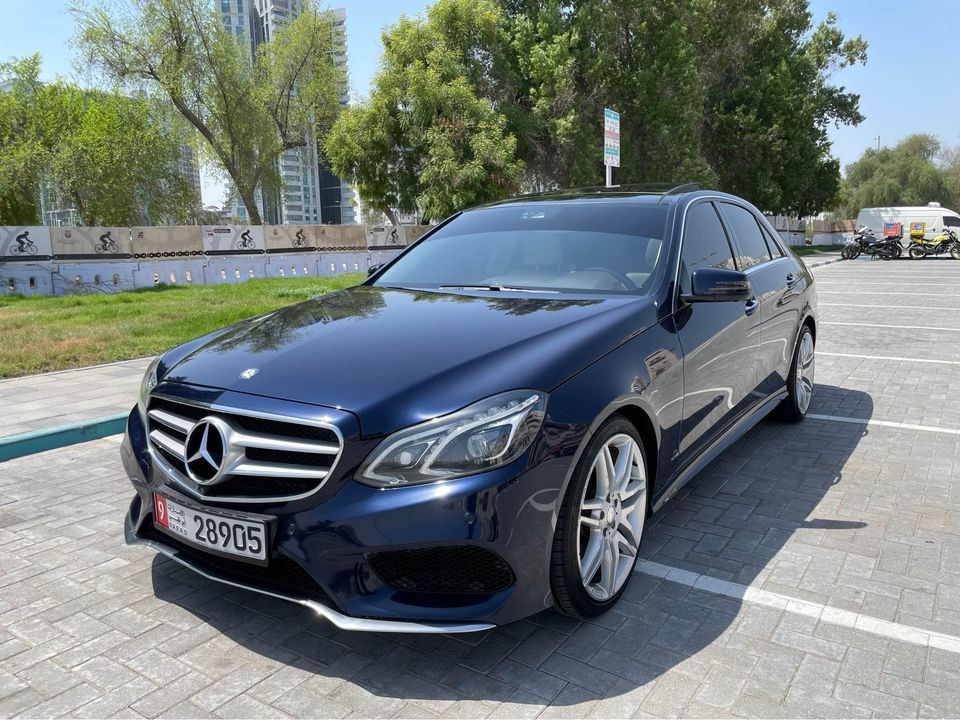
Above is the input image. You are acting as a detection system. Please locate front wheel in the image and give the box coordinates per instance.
[779,325,815,423]
[951,244,960,260]
[551,418,648,618]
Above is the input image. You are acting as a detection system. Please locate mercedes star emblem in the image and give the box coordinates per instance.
[239,368,259,379]
[184,419,227,484]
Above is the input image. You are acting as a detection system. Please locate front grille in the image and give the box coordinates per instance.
[146,395,342,502]
[368,546,514,594]
[144,525,330,603]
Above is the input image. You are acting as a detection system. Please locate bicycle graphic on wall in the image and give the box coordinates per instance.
[95,230,120,254]
[10,231,38,256]
[236,229,256,250]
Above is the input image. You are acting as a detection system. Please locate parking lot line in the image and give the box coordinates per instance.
[806,413,960,436]
[819,290,960,297]
[636,560,960,654]
[819,303,960,310]
[822,321,960,332]
[820,351,960,365]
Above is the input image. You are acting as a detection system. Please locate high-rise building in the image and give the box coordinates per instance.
[219,0,355,225]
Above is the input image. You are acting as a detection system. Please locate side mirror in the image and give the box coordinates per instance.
[683,267,752,303]
[367,263,384,277]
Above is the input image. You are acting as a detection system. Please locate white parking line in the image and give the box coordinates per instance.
[820,351,960,366]
[819,291,960,297]
[636,560,960,654]
[819,303,960,311]
[822,321,960,332]
[806,413,960,436]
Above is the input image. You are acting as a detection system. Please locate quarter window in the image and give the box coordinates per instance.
[679,202,736,294]
[720,203,772,270]
[943,216,960,228]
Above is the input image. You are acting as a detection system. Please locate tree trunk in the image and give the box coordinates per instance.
[238,185,263,225]
[382,206,399,226]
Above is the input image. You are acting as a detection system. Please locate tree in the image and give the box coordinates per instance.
[691,1,867,216]
[0,55,196,226]
[840,134,953,217]
[73,0,345,224]
[330,0,866,220]
[325,0,523,223]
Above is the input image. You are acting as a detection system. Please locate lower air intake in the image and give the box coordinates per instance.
[368,546,514,594]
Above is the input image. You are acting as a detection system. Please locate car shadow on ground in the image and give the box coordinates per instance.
[149,383,872,709]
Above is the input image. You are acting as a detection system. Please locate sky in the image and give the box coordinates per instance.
[3,0,959,206]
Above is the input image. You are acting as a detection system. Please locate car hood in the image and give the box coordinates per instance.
[160,285,655,436]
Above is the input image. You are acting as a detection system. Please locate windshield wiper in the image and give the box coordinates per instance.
[438,284,561,294]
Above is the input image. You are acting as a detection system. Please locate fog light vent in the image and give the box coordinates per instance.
[368,546,514,594]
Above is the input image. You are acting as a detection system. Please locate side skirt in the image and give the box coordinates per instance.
[651,388,788,513]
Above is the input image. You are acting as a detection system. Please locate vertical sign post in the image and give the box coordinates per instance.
[603,108,620,187]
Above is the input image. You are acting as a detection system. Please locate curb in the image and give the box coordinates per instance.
[0,412,128,462]
[0,356,154,384]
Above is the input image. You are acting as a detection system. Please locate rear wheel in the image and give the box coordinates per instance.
[779,325,815,423]
[909,245,925,259]
[551,418,648,618]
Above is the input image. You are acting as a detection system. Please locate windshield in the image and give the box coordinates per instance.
[374,203,669,294]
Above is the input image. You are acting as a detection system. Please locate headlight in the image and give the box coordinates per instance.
[357,390,548,488]
[137,356,162,417]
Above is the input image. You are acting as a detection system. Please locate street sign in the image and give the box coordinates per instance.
[603,108,620,168]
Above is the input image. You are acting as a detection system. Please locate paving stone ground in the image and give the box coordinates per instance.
[0,359,152,439]
[2,257,960,718]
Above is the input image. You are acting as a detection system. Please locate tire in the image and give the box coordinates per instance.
[551,417,649,618]
[841,245,854,260]
[779,324,815,423]
[847,245,861,260]
[951,244,960,261]
[909,245,925,259]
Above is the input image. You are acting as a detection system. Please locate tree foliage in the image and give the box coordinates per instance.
[326,1,523,223]
[0,55,195,226]
[73,0,345,224]
[329,0,867,220]
[840,134,954,217]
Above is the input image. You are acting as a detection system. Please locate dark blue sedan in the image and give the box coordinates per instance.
[121,185,817,633]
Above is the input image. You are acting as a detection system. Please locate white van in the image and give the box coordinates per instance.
[856,204,960,246]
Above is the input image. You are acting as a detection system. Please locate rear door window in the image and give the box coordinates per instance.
[943,216,960,228]
[719,203,773,270]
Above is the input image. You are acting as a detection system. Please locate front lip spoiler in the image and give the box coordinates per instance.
[124,514,494,635]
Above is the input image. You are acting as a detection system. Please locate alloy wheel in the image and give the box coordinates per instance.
[796,331,815,414]
[577,434,647,601]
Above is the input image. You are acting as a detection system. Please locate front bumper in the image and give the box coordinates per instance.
[122,401,576,632]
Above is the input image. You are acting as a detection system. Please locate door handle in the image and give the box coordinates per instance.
[744,297,759,315]
[786,273,799,289]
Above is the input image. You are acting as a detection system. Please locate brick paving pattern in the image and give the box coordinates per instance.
[2,258,960,718]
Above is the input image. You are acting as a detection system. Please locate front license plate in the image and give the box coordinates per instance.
[153,493,268,564]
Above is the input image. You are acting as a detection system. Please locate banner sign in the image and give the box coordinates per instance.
[132,226,203,257]
[365,225,406,249]
[314,225,366,250]
[603,108,620,168]
[52,226,132,260]
[201,226,265,255]
[0,226,53,261]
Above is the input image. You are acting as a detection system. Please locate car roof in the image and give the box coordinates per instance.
[470,184,747,211]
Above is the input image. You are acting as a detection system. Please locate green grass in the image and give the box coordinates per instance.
[0,274,365,378]
[791,243,845,256]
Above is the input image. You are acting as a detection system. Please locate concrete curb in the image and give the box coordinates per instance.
[0,412,128,462]
[0,356,154,384]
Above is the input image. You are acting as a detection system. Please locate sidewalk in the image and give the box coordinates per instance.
[801,250,843,268]
[0,357,152,439]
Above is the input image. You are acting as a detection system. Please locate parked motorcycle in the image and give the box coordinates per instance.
[842,226,902,260]
[907,228,960,259]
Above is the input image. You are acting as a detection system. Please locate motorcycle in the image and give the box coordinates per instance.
[842,226,902,260]
[907,228,960,259]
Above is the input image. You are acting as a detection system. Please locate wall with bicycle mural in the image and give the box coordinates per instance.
[0,224,425,296]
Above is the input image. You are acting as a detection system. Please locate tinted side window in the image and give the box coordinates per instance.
[720,203,772,270]
[679,202,736,294]
[943,216,960,228]
[762,224,785,257]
